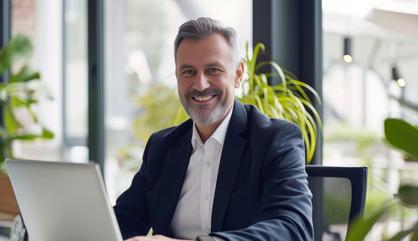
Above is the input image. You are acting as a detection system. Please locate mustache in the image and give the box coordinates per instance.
[185,88,221,98]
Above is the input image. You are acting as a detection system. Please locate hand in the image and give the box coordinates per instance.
[125,234,193,241]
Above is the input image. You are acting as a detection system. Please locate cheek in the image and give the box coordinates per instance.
[177,80,188,94]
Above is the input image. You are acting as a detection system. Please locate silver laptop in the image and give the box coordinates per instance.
[6,159,123,241]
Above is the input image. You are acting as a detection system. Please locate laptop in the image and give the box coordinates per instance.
[6,159,123,241]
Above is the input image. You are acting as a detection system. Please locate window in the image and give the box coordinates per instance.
[11,0,64,161]
[323,0,418,238]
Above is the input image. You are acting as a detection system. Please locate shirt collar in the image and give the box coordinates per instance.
[191,104,234,149]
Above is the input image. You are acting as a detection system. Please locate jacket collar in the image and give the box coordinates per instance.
[211,99,248,231]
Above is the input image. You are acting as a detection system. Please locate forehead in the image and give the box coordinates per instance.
[175,33,234,67]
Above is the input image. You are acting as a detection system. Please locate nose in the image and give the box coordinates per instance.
[193,72,210,91]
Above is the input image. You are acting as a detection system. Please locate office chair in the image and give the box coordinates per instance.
[306,165,368,241]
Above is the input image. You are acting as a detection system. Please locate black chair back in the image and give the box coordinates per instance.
[306,165,368,241]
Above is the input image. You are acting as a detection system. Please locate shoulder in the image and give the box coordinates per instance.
[243,105,306,176]
[242,104,304,162]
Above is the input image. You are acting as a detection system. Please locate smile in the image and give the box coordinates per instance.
[192,95,216,102]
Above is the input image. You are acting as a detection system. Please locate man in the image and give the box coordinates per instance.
[114,17,313,241]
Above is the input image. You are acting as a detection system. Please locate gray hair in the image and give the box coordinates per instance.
[174,17,240,65]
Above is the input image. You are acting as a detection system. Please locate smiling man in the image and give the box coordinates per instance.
[114,17,313,241]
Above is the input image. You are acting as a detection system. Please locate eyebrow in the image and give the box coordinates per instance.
[179,62,225,71]
[205,62,224,68]
[179,64,195,71]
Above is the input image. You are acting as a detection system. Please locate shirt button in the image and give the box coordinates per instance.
[204,194,209,200]
[205,161,211,167]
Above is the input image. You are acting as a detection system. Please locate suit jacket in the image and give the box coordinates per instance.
[114,100,313,241]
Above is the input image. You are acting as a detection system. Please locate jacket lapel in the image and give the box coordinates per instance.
[154,126,193,236]
[211,100,248,231]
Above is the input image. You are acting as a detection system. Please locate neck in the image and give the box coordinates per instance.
[196,120,223,143]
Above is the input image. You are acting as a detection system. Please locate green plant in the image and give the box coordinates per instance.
[346,118,418,241]
[241,43,322,162]
[132,83,181,145]
[0,35,54,172]
[174,43,322,162]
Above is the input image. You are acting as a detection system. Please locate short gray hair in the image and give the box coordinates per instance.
[174,17,240,65]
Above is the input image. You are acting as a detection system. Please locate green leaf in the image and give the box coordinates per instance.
[409,224,418,241]
[398,184,418,207]
[384,118,418,160]
[346,204,389,241]
[385,222,417,241]
[3,104,23,133]
[42,128,54,139]
[10,134,40,141]
[8,128,54,141]
[10,66,41,83]
[0,34,32,75]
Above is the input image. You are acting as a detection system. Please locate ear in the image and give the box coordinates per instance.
[234,61,245,88]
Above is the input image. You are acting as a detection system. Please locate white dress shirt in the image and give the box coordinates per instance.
[171,106,234,239]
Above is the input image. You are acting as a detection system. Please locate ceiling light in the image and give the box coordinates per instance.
[343,37,353,63]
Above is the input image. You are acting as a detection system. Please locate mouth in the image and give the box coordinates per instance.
[192,95,216,103]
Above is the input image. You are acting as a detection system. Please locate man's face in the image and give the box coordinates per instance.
[175,33,243,126]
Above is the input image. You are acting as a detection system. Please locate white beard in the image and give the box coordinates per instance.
[187,102,226,126]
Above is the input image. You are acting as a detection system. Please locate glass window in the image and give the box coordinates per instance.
[10,0,88,163]
[323,0,418,239]
[63,0,88,162]
[11,0,63,161]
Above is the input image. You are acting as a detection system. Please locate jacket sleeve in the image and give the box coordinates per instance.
[211,123,313,241]
[113,135,154,240]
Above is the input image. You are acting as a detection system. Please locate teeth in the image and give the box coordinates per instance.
[194,95,213,101]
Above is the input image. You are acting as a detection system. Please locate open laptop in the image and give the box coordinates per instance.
[6,159,123,241]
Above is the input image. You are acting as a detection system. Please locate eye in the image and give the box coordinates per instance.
[181,69,195,77]
[206,67,222,75]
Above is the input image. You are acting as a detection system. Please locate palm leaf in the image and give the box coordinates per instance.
[0,34,32,75]
[385,222,418,241]
[10,66,41,83]
[384,118,418,160]
[346,203,392,241]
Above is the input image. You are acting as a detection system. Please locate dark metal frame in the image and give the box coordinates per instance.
[0,0,11,51]
[87,0,105,174]
[0,0,11,84]
[253,0,323,165]
[0,0,11,127]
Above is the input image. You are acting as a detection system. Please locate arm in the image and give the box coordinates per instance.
[212,123,313,241]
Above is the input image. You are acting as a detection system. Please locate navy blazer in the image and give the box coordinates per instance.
[114,100,313,241]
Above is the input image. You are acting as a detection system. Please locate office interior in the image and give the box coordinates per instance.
[1,0,418,240]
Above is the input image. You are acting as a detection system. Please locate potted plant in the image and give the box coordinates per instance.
[174,43,322,163]
[0,34,54,219]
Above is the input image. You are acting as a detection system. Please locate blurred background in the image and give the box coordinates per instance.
[1,0,418,240]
